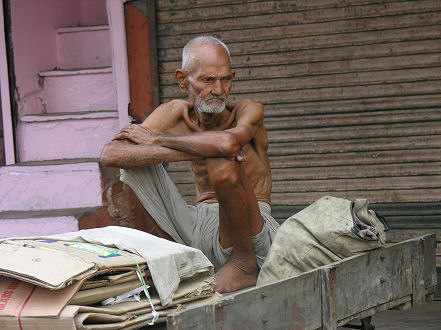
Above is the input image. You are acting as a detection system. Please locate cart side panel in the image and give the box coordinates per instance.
[334,240,413,320]
[423,234,438,291]
[216,270,322,329]
[411,234,437,306]
[167,235,437,329]
[412,236,427,306]
[169,270,322,329]
[321,266,337,329]
[167,303,215,330]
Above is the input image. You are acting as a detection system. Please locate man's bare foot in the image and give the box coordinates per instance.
[214,257,258,293]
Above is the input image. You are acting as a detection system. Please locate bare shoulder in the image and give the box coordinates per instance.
[233,98,264,125]
[142,99,192,134]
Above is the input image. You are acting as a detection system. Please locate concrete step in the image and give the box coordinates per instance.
[0,161,103,217]
[56,25,111,69]
[17,110,118,161]
[39,68,116,113]
[0,216,79,239]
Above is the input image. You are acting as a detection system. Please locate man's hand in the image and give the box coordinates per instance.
[234,149,246,162]
[112,124,158,145]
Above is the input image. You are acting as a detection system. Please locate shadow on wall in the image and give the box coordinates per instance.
[0,100,5,166]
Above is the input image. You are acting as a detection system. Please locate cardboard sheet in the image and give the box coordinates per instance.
[0,239,146,289]
[0,276,82,318]
[1,226,214,307]
[39,226,214,305]
[0,274,216,330]
[80,270,149,290]
[70,280,142,306]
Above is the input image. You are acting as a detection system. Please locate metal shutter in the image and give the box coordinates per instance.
[155,0,441,233]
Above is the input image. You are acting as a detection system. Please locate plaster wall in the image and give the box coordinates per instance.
[11,0,81,112]
[80,0,108,26]
[0,162,103,212]
[0,0,125,240]
[10,0,107,115]
[0,98,4,165]
[0,217,79,239]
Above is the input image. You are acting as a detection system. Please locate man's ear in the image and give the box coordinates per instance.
[175,70,188,92]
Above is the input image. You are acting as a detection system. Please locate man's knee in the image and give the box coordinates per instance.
[207,158,241,192]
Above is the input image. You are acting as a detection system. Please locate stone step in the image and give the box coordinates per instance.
[17,110,118,161]
[56,25,111,70]
[0,216,79,239]
[39,68,116,113]
[0,162,103,216]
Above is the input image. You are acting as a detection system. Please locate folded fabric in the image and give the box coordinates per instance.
[0,239,146,289]
[2,226,214,305]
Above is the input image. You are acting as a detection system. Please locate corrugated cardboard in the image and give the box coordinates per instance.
[80,270,149,290]
[1,304,171,330]
[0,239,146,289]
[25,226,214,305]
[0,269,146,319]
[0,274,216,330]
[0,276,82,318]
[70,280,142,306]
[0,235,215,329]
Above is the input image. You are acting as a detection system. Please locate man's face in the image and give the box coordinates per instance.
[185,45,235,114]
[188,83,227,114]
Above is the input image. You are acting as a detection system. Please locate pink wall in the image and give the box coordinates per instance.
[80,0,108,26]
[0,98,4,165]
[11,0,81,106]
[0,217,79,239]
[10,0,107,115]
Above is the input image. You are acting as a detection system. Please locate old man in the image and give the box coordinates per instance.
[100,36,279,293]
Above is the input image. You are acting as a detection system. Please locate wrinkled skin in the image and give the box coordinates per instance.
[101,42,272,293]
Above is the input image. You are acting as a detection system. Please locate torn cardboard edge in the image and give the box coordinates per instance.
[0,274,216,330]
[2,226,214,306]
[0,294,216,330]
[0,266,147,318]
[0,240,146,290]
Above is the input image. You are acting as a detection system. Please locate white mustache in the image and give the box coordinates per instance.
[205,96,227,101]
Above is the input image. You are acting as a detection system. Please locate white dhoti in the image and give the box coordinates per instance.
[120,164,280,270]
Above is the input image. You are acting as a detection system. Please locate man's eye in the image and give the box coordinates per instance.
[222,76,232,81]
[203,77,215,83]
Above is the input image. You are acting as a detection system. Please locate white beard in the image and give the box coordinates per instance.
[193,91,228,114]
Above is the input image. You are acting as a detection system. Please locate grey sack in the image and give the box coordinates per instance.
[257,196,390,286]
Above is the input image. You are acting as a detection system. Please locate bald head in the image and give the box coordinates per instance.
[182,36,231,73]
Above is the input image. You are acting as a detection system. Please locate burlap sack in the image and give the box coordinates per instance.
[257,196,390,286]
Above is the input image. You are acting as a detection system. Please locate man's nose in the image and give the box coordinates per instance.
[211,79,223,95]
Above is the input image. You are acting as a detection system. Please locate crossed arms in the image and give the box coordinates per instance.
[100,99,264,169]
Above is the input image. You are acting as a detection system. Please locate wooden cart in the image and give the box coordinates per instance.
[165,234,437,329]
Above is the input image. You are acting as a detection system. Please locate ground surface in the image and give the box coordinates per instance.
[340,300,441,330]
[370,300,441,330]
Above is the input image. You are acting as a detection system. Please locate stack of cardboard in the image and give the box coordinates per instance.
[0,238,215,329]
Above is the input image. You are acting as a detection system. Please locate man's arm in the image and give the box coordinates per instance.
[100,99,263,168]
[118,99,264,159]
[100,139,199,168]
[100,100,199,168]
